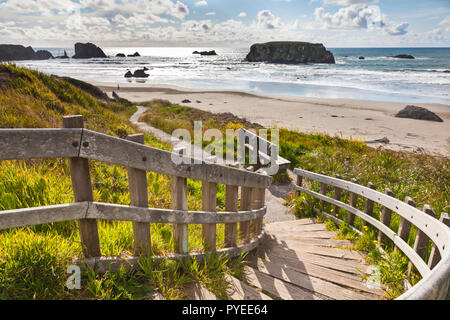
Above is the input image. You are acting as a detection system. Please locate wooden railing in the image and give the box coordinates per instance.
[293,168,450,300]
[0,115,272,272]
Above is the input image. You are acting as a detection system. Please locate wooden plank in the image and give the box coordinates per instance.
[408,205,436,275]
[266,230,339,239]
[428,213,450,269]
[378,188,394,245]
[397,197,415,248]
[254,257,381,296]
[127,134,151,255]
[265,222,327,233]
[296,175,303,197]
[239,187,252,243]
[224,185,239,247]
[348,178,358,226]
[244,266,325,300]
[0,203,87,230]
[86,202,266,224]
[184,282,218,300]
[79,129,271,188]
[171,176,188,254]
[0,128,81,160]
[225,274,273,300]
[63,115,101,258]
[266,218,317,228]
[363,182,376,226]
[202,181,217,251]
[261,245,366,275]
[264,233,354,248]
[255,258,380,300]
[263,237,365,261]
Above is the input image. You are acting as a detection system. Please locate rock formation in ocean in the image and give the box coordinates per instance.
[133,68,149,78]
[72,42,107,59]
[193,50,217,56]
[389,54,415,59]
[359,56,365,60]
[56,50,69,59]
[124,70,133,78]
[245,42,335,64]
[116,53,126,57]
[0,44,54,61]
[128,52,141,57]
[395,105,443,122]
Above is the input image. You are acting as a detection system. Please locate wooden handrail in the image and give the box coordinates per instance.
[293,167,450,300]
[0,202,267,231]
[0,128,272,188]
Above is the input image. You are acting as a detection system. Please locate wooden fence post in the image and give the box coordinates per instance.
[319,172,327,211]
[250,187,265,237]
[408,205,436,275]
[396,197,415,252]
[224,185,239,247]
[63,115,101,258]
[239,186,252,243]
[333,174,342,216]
[172,176,188,254]
[347,178,358,226]
[202,181,217,251]
[378,188,394,245]
[428,212,450,269]
[363,182,376,226]
[296,175,303,197]
[127,134,151,255]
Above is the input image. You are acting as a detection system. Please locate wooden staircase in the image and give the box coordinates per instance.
[182,218,386,301]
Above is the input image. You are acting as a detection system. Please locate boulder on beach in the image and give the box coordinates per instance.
[124,70,133,78]
[116,53,126,57]
[56,50,69,59]
[395,105,443,122]
[0,44,54,61]
[72,42,107,59]
[128,52,141,57]
[245,41,335,64]
[182,99,191,103]
[133,68,149,78]
[389,54,415,59]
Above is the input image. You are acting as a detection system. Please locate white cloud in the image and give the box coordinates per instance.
[315,4,408,36]
[383,22,408,36]
[205,12,216,16]
[195,0,208,6]
[440,15,450,31]
[238,12,247,18]
[257,10,281,29]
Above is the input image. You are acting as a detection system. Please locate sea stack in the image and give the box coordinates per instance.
[72,42,107,59]
[245,41,335,64]
[0,44,54,61]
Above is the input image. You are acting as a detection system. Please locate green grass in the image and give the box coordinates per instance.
[0,65,244,300]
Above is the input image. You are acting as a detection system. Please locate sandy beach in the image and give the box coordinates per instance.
[93,81,450,157]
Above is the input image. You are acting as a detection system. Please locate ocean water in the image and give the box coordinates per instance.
[14,47,450,105]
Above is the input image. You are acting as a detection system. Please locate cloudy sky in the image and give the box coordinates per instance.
[0,0,449,47]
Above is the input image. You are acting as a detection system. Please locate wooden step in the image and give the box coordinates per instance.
[225,274,273,300]
[263,237,365,261]
[265,222,327,233]
[184,282,218,300]
[260,245,367,275]
[244,266,326,300]
[254,258,382,300]
[264,233,354,248]
[266,230,342,240]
